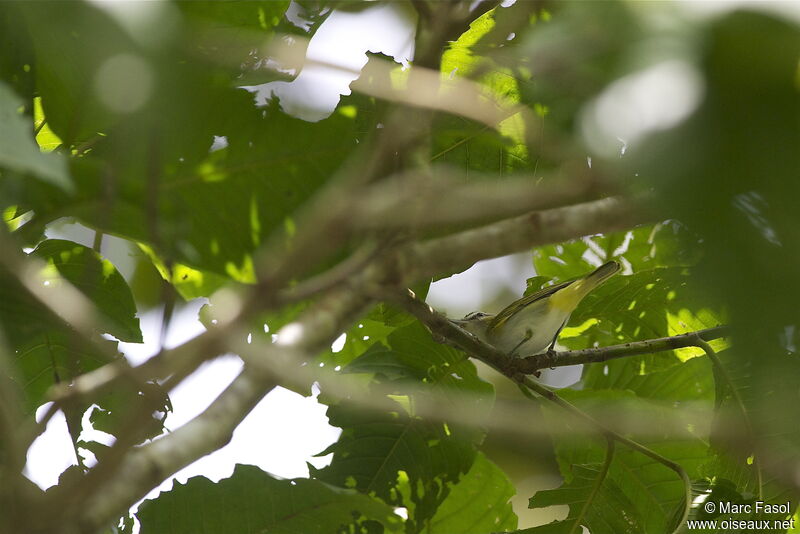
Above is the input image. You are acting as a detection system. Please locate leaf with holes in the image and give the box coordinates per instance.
[562,267,725,385]
[136,464,402,534]
[313,322,494,529]
[428,452,517,533]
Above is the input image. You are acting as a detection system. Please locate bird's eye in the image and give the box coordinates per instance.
[463,311,487,320]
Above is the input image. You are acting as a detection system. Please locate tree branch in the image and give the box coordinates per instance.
[57,288,373,534]
[351,167,611,232]
[399,194,654,283]
[386,288,516,374]
[44,189,651,440]
[518,326,731,372]
[391,287,693,533]
[69,368,277,534]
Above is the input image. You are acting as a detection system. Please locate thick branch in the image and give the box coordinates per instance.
[50,192,644,412]
[352,167,609,231]
[399,194,653,283]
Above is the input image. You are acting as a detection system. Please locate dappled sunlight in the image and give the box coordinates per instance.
[3,1,799,532]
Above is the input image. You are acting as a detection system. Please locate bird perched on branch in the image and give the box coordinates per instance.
[453,261,620,357]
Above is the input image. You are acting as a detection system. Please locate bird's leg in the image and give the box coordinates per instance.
[510,328,533,358]
[545,319,568,367]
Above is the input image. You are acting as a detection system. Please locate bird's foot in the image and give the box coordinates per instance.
[542,347,559,370]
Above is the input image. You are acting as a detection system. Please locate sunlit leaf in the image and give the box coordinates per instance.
[428,452,517,533]
[31,239,141,343]
[0,81,70,191]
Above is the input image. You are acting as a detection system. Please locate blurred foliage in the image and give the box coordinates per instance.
[1,1,799,533]
[1,240,133,413]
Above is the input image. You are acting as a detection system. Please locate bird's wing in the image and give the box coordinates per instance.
[488,279,574,333]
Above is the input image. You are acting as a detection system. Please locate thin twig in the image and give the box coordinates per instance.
[34,117,47,137]
[691,336,763,500]
[570,437,615,534]
[518,326,731,372]
[91,230,103,254]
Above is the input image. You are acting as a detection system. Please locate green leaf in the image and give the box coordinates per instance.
[19,2,138,144]
[367,281,431,329]
[526,464,645,534]
[8,329,116,414]
[15,1,354,282]
[565,267,725,385]
[136,464,402,534]
[533,389,708,534]
[177,1,289,32]
[683,478,791,531]
[433,6,533,174]
[701,349,799,508]
[514,0,642,135]
[31,239,141,342]
[314,322,495,529]
[68,97,359,281]
[311,401,475,530]
[523,275,552,297]
[428,452,518,533]
[533,222,703,281]
[0,80,70,191]
[634,11,800,519]
[620,354,716,404]
[0,243,158,438]
[33,97,63,152]
[89,381,171,444]
[139,243,228,301]
[316,319,398,376]
[177,1,294,86]
[0,4,36,107]
[344,322,495,418]
[0,265,116,412]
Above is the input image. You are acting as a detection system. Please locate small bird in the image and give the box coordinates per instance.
[453,260,620,357]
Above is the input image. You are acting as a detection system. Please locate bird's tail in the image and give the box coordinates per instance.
[548,260,620,312]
